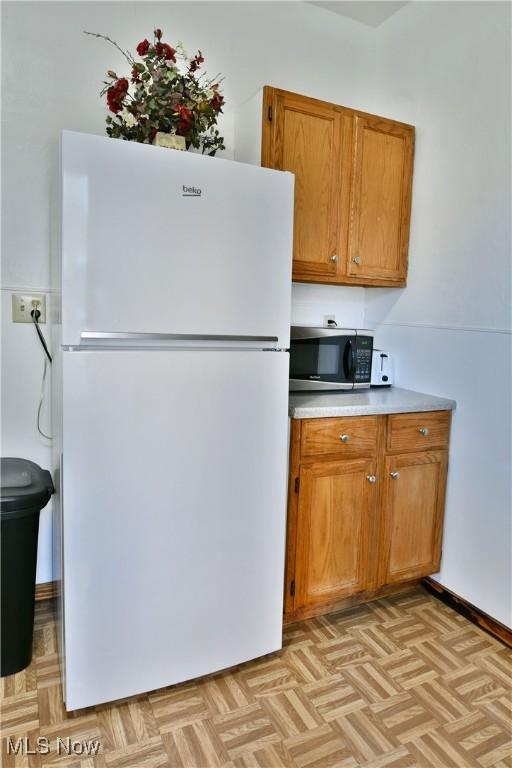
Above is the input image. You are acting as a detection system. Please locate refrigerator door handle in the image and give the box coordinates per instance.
[80,331,279,343]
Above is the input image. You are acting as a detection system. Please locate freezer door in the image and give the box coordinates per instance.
[61,131,293,347]
[61,349,289,710]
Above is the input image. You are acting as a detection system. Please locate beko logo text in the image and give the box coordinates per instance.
[182,185,202,197]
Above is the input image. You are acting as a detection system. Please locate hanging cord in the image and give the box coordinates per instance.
[31,307,53,439]
[31,308,52,363]
[36,357,52,440]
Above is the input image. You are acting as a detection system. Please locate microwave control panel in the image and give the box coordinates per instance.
[354,343,372,382]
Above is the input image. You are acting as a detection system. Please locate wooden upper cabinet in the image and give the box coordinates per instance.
[264,89,341,279]
[261,86,414,287]
[295,458,377,610]
[380,450,448,585]
[346,116,414,283]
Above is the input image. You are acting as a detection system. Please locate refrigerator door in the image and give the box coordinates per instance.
[61,131,293,348]
[61,349,289,710]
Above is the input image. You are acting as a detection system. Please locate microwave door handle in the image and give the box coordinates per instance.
[349,341,356,380]
[343,339,355,381]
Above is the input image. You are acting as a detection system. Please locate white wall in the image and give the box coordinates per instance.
[1,2,375,582]
[0,294,54,582]
[367,1,511,626]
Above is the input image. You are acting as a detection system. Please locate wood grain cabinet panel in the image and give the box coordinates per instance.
[301,416,378,459]
[262,86,415,287]
[295,459,377,610]
[266,90,341,279]
[285,411,451,622]
[387,411,451,453]
[346,116,414,283]
[381,450,448,584]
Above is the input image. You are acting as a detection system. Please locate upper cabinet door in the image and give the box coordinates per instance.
[262,89,341,281]
[346,116,414,284]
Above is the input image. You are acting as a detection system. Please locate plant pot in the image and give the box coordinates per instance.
[153,132,187,151]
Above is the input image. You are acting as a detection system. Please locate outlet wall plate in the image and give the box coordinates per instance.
[12,293,47,323]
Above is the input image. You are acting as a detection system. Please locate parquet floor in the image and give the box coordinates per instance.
[1,587,511,767]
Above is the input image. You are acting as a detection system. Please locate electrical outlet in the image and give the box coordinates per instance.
[323,314,337,328]
[12,293,47,323]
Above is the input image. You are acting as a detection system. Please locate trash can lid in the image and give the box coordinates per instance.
[1,458,54,517]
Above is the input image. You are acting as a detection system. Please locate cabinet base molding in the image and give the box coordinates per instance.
[35,581,58,601]
[423,578,512,647]
[284,580,421,624]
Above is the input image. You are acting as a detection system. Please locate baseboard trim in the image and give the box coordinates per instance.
[35,581,58,601]
[34,578,511,647]
[423,578,512,648]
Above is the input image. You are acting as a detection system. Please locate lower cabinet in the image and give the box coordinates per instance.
[381,450,448,585]
[295,459,376,610]
[285,411,450,621]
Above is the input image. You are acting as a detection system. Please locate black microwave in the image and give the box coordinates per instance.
[289,326,374,391]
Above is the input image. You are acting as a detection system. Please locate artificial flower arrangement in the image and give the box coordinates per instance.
[85,28,225,155]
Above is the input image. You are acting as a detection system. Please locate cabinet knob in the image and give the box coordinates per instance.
[419,427,429,436]
[340,434,350,443]
[390,471,400,479]
[367,475,377,483]
[330,254,338,262]
[352,255,361,265]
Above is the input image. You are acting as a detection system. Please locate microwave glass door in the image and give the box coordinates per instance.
[289,335,354,385]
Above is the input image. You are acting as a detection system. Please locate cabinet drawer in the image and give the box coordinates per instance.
[301,416,378,458]
[387,411,450,453]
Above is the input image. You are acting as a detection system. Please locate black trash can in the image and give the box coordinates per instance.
[1,458,54,677]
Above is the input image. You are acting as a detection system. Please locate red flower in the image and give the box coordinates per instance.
[210,90,224,112]
[131,67,140,83]
[136,39,150,56]
[107,89,121,113]
[155,42,176,62]
[154,28,162,40]
[188,51,204,73]
[174,103,193,136]
[164,44,176,61]
[106,78,129,113]
[174,103,192,120]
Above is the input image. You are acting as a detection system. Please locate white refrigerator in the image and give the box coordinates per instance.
[52,131,294,710]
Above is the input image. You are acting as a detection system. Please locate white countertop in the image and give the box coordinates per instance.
[289,387,456,419]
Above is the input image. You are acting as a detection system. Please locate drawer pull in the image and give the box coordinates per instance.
[367,475,377,484]
[330,254,338,262]
[390,471,400,480]
[418,427,429,436]
[340,434,350,443]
